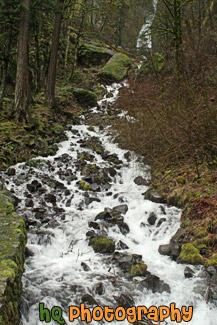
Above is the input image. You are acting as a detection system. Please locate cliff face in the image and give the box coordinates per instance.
[0,185,27,325]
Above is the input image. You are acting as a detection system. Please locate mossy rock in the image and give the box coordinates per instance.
[0,191,27,325]
[98,54,132,83]
[130,262,147,277]
[79,180,92,191]
[205,254,217,268]
[68,88,98,107]
[89,236,115,254]
[78,43,113,66]
[178,243,204,265]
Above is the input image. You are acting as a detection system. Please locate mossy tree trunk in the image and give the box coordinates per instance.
[14,0,31,123]
[45,0,64,108]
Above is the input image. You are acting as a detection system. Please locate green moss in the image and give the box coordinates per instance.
[98,54,132,83]
[205,254,217,268]
[68,88,98,107]
[179,243,204,265]
[130,262,147,277]
[89,236,115,254]
[79,180,92,191]
[78,43,112,66]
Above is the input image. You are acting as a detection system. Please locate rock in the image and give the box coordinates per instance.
[115,293,134,308]
[177,243,204,265]
[143,189,166,204]
[88,221,100,230]
[27,180,42,193]
[68,87,98,107]
[81,294,98,306]
[118,222,130,235]
[141,274,171,294]
[108,167,117,177]
[159,205,166,215]
[131,262,148,277]
[116,240,129,250]
[95,210,112,221]
[184,266,195,278]
[44,194,56,204]
[6,167,16,176]
[134,176,148,186]
[25,247,34,257]
[98,53,131,83]
[158,244,172,256]
[157,218,166,227]
[81,262,90,272]
[85,197,101,205]
[206,266,217,276]
[78,43,113,66]
[89,236,115,254]
[95,282,105,295]
[86,230,96,238]
[25,199,34,208]
[112,204,128,215]
[147,212,157,225]
[124,151,131,160]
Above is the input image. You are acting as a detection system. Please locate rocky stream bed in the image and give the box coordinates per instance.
[1,82,217,325]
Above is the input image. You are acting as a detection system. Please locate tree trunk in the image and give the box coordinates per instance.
[15,0,31,123]
[45,0,64,107]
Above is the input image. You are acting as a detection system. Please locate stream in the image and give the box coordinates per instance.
[1,81,217,325]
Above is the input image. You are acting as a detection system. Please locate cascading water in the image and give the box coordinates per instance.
[136,0,158,49]
[1,80,217,325]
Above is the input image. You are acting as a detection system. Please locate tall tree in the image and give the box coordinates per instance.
[15,0,31,123]
[45,0,64,107]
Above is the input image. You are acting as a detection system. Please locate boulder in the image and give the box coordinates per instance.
[89,236,115,254]
[177,243,204,265]
[68,87,98,107]
[141,274,171,293]
[147,212,157,225]
[78,43,113,66]
[143,189,166,204]
[98,54,131,83]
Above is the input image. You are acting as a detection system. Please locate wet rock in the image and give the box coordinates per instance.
[25,199,34,208]
[177,244,204,265]
[88,221,100,230]
[81,294,98,305]
[89,236,115,254]
[143,189,166,204]
[134,176,148,186]
[27,180,42,193]
[95,282,105,295]
[206,266,217,276]
[45,178,66,190]
[118,222,130,235]
[95,211,112,221]
[108,167,117,177]
[112,204,128,215]
[25,247,34,257]
[86,230,96,238]
[157,218,166,227]
[81,262,90,272]
[124,151,131,160]
[91,183,101,192]
[44,194,56,204]
[85,197,101,205]
[147,212,157,225]
[6,167,16,176]
[65,190,71,196]
[184,266,195,278]
[141,274,171,293]
[159,205,166,215]
[131,262,148,277]
[116,240,129,250]
[115,293,134,308]
[158,244,172,256]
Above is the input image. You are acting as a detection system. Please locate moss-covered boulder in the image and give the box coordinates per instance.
[205,254,217,268]
[98,54,132,83]
[78,43,113,66]
[178,243,204,265]
[68,88,98,107]
[0,191,27,325]
[130,262,147,277]
[89,236,115,254]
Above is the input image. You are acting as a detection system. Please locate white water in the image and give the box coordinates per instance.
[136,0,158,49]
[1,81,216,325]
